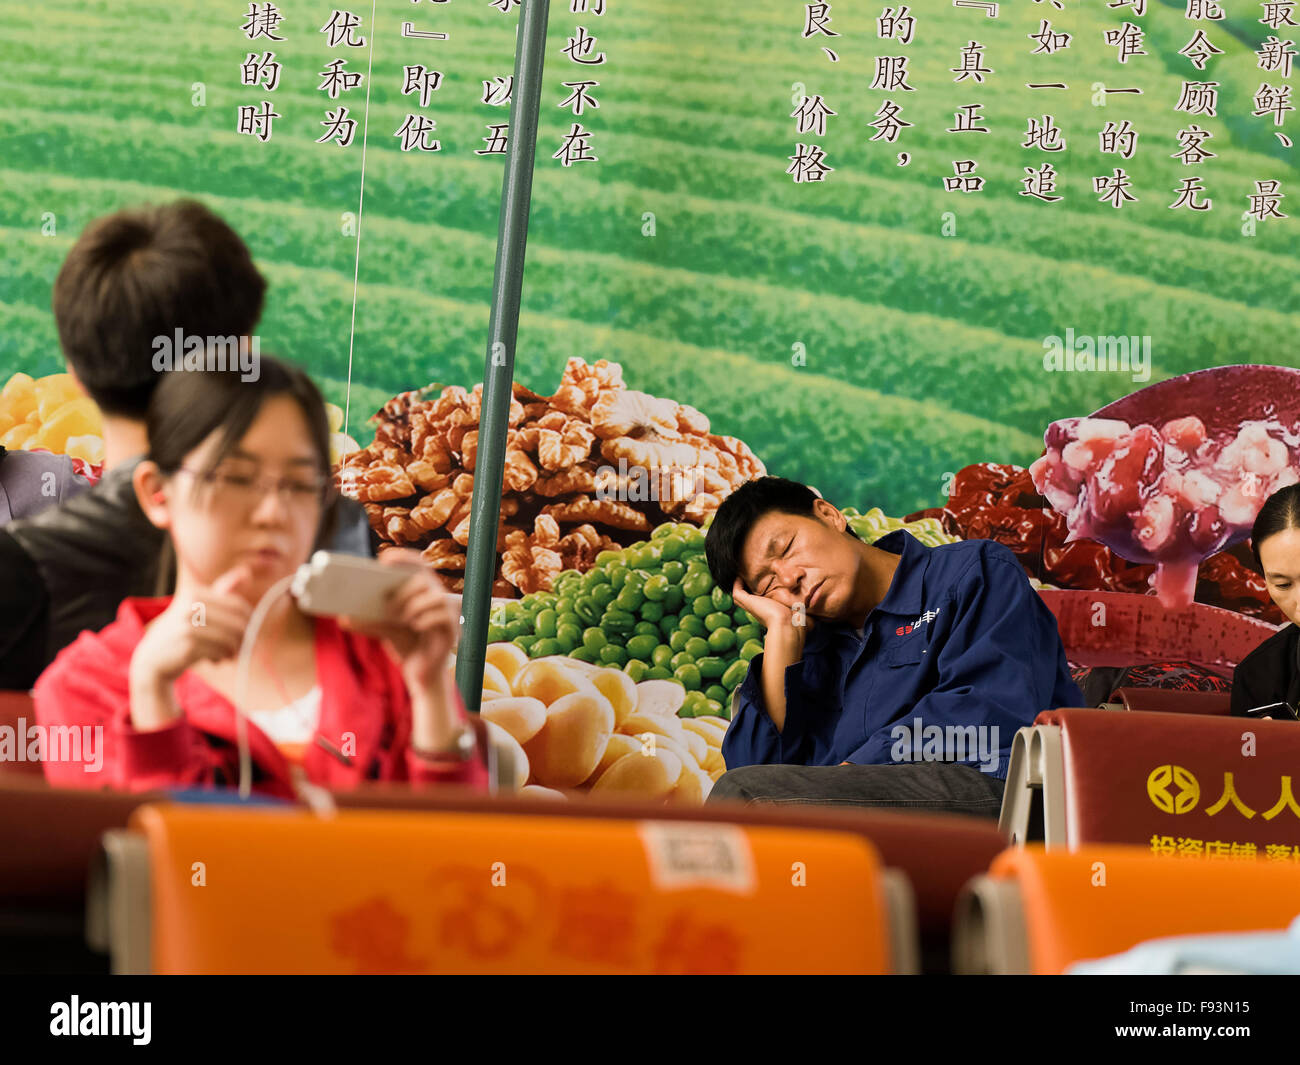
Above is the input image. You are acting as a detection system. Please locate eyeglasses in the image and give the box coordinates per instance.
[175,466,332,508]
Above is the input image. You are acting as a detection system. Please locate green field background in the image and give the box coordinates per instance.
[1,0,1296,517]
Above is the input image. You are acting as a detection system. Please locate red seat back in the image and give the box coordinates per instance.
[0,691,43,778]
[1039,707,1300,852]
[1113,687,1230,716]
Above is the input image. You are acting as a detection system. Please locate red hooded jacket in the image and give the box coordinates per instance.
[32,597,489,798]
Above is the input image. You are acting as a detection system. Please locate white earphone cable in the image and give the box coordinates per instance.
[233,573,298,800]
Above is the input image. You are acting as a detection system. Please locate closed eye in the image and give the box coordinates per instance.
[762,537,795,595]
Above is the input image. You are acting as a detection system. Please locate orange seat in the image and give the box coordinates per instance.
[333,784,1004,974]
[1000,708,1300,852]
[101,802,913,974]
[954,844,1300,974]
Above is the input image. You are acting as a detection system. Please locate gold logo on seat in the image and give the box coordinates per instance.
[1147,764,1200,814]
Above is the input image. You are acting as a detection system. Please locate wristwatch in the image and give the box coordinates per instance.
[414,721,477,762]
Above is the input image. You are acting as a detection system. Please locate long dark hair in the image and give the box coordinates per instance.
[1251,483,1300,569]
[146,353,339,592]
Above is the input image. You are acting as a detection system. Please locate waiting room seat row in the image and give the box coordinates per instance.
[5,685,1298,972]
[92,802,920,975]
[90,802,1300,975]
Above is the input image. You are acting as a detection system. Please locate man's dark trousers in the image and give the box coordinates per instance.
[707,761,1005,818]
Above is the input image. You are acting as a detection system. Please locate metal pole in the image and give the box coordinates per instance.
[455,0,551,715]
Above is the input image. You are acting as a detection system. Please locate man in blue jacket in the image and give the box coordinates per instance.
[704,476,1082,817]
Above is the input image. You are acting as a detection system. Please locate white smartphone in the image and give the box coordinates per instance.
[290,551,420,624]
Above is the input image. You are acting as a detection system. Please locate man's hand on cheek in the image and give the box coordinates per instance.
[732,579,814,634]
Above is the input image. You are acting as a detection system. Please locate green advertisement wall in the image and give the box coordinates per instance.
[3,0,1296,798]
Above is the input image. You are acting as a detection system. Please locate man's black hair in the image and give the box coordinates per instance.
[705,476,861,594]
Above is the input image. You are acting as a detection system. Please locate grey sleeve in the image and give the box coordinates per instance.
[0,449,93,525]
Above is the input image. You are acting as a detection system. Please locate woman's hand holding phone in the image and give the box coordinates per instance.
[128,564,255,731]
[338,547,463,754]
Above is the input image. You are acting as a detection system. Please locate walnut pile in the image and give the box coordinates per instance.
[335,358,765,596]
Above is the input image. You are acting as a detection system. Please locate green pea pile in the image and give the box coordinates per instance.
[487,522,761,718]
[842,506,961,548]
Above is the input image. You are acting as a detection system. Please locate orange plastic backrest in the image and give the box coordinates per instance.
[990,844,1300,974]
[131,803,893,974]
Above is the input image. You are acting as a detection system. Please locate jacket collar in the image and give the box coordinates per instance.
[869,529,931,618]
[112,597,384,785]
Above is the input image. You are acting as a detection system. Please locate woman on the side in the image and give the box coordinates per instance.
[1232,483,1300,717]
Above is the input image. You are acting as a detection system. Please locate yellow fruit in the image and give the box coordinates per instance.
[35,374,82,420]
[642,733,697,771]
[520,784,567,801]
[671,767,713,805]
[619,711,687,746]
[0,423,36,449]
[31,398,101,450]
[511,658,589,704]
[0,373,36,422]
[329,431,359,467]
[678,730,709,766]
[0,412,14,436]
[581,733,641,786]
[591,749,683,797]
[634,679,687,719]
[481,662,511,696]
[588,667,638,726]
[62,435,104,465]
[682,718,725,745]
[482,720,530,792]
[484,642,529,686]
[480,696,548,746]
[523,689,615,788]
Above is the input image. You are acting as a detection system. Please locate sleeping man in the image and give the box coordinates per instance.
[703,477,1082,817]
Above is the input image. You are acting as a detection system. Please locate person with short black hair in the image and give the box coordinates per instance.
[50,199,268,425]
[703,476,1082,816]
[1231,483,1300,717]
[0,201,372,690]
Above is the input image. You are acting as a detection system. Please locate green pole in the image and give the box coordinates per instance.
[455,0,551,716]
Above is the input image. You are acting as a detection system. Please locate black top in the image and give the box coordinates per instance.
[1230,622,1300,717]
[0,526,49,689]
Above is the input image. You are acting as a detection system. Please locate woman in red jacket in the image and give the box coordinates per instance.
[33,355,487,798]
